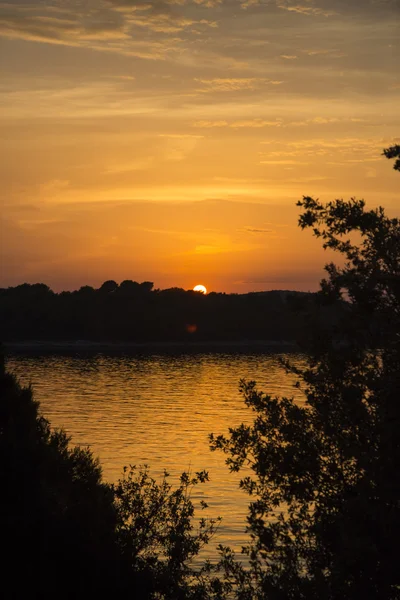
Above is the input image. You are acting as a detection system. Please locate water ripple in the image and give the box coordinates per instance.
[6,351,306,560]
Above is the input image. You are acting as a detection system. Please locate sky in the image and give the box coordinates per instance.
[1,0,399,293]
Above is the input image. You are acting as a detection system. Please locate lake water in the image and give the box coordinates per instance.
[6,349,305,560]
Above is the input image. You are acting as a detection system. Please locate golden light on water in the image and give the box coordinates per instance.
[193,284,207,294]
[6,353,305,559]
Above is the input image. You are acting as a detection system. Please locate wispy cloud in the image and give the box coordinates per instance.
[192,116,366,130]
[259,159,310,165]
[0,0,217,57]
[277,1,337,17]
[195,77,283,92]
[158,133,205,139]
[192,120,228,128]
[193,119,283,128]
[231,119,283,128]
[302,48,346,58]
[242,226,273,234]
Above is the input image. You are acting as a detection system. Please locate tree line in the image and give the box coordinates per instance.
[0,283,315,343]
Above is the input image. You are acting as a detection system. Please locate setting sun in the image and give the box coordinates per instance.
[193,284,207,294]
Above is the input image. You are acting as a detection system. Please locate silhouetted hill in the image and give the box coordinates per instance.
[0,282,316,344]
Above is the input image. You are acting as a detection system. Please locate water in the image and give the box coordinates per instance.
[6,350,305,560]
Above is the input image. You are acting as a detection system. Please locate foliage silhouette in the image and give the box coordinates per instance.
[210,148,400,599]
[0,282,312,344]
[114,467,222,600]
[0,356,220,599]
[100,279,119,293]
[1,354,119,598]
[383,144,400,171]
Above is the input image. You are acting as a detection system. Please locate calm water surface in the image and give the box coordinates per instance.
[6,350,305,559]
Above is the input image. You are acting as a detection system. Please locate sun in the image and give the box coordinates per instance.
[193,284,207,294]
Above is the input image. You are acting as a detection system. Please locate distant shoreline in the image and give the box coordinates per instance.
[4,339,299,354]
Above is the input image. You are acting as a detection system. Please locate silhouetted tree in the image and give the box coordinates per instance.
[210,148,400,599]
[78,285,96,294]
[0,358,119,598]
[140,281,154,293]
[99,279,119,293]
[383,144,400,171]
[114,467,222,599]
[119,279,141,295]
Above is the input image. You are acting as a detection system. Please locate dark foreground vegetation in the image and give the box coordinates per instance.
[0,283,312,344]
[1,145,399,599]
[209,145,400,599]
[1,353,223,599]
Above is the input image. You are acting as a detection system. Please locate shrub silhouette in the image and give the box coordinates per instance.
[0,354,119,598]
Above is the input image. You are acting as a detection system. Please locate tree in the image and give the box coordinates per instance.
[99,279,119,293]
[0,354,120,598]
[140,281,154,293]
[210,148,400,599]
[383,144,400,171]
[114,467,222,600]
[78,285,95,294]
[119,279,141,295]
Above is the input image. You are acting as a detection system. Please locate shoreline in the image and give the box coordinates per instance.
[4,339,298,354]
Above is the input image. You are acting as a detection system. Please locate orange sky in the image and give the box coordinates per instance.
[1,0,399,293]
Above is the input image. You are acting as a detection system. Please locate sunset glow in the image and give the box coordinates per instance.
[0,0,398,293]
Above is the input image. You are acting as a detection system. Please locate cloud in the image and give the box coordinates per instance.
[277,0,400,20]
[286,137,390,151]
[193,118,283,128]
[290,116,340,126]
[0,1,126,47]
[193,120,228,128]
[0,81,165,119]
[302,48,346,58]
[193,115,372,131]
[125,13,217,33]
[277,1,337,17]
[311,116,339,124]
[110,0,185,14]
[257,135,400,169]
[109,75,136,80]
[259,159,310,165]
[0,0,217,55]
[194,0,223,6]
[1,0,398,73]
[158,133,205,138]
[195,77,283,92]
[231,119,283,128]
[243,226,273,234]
